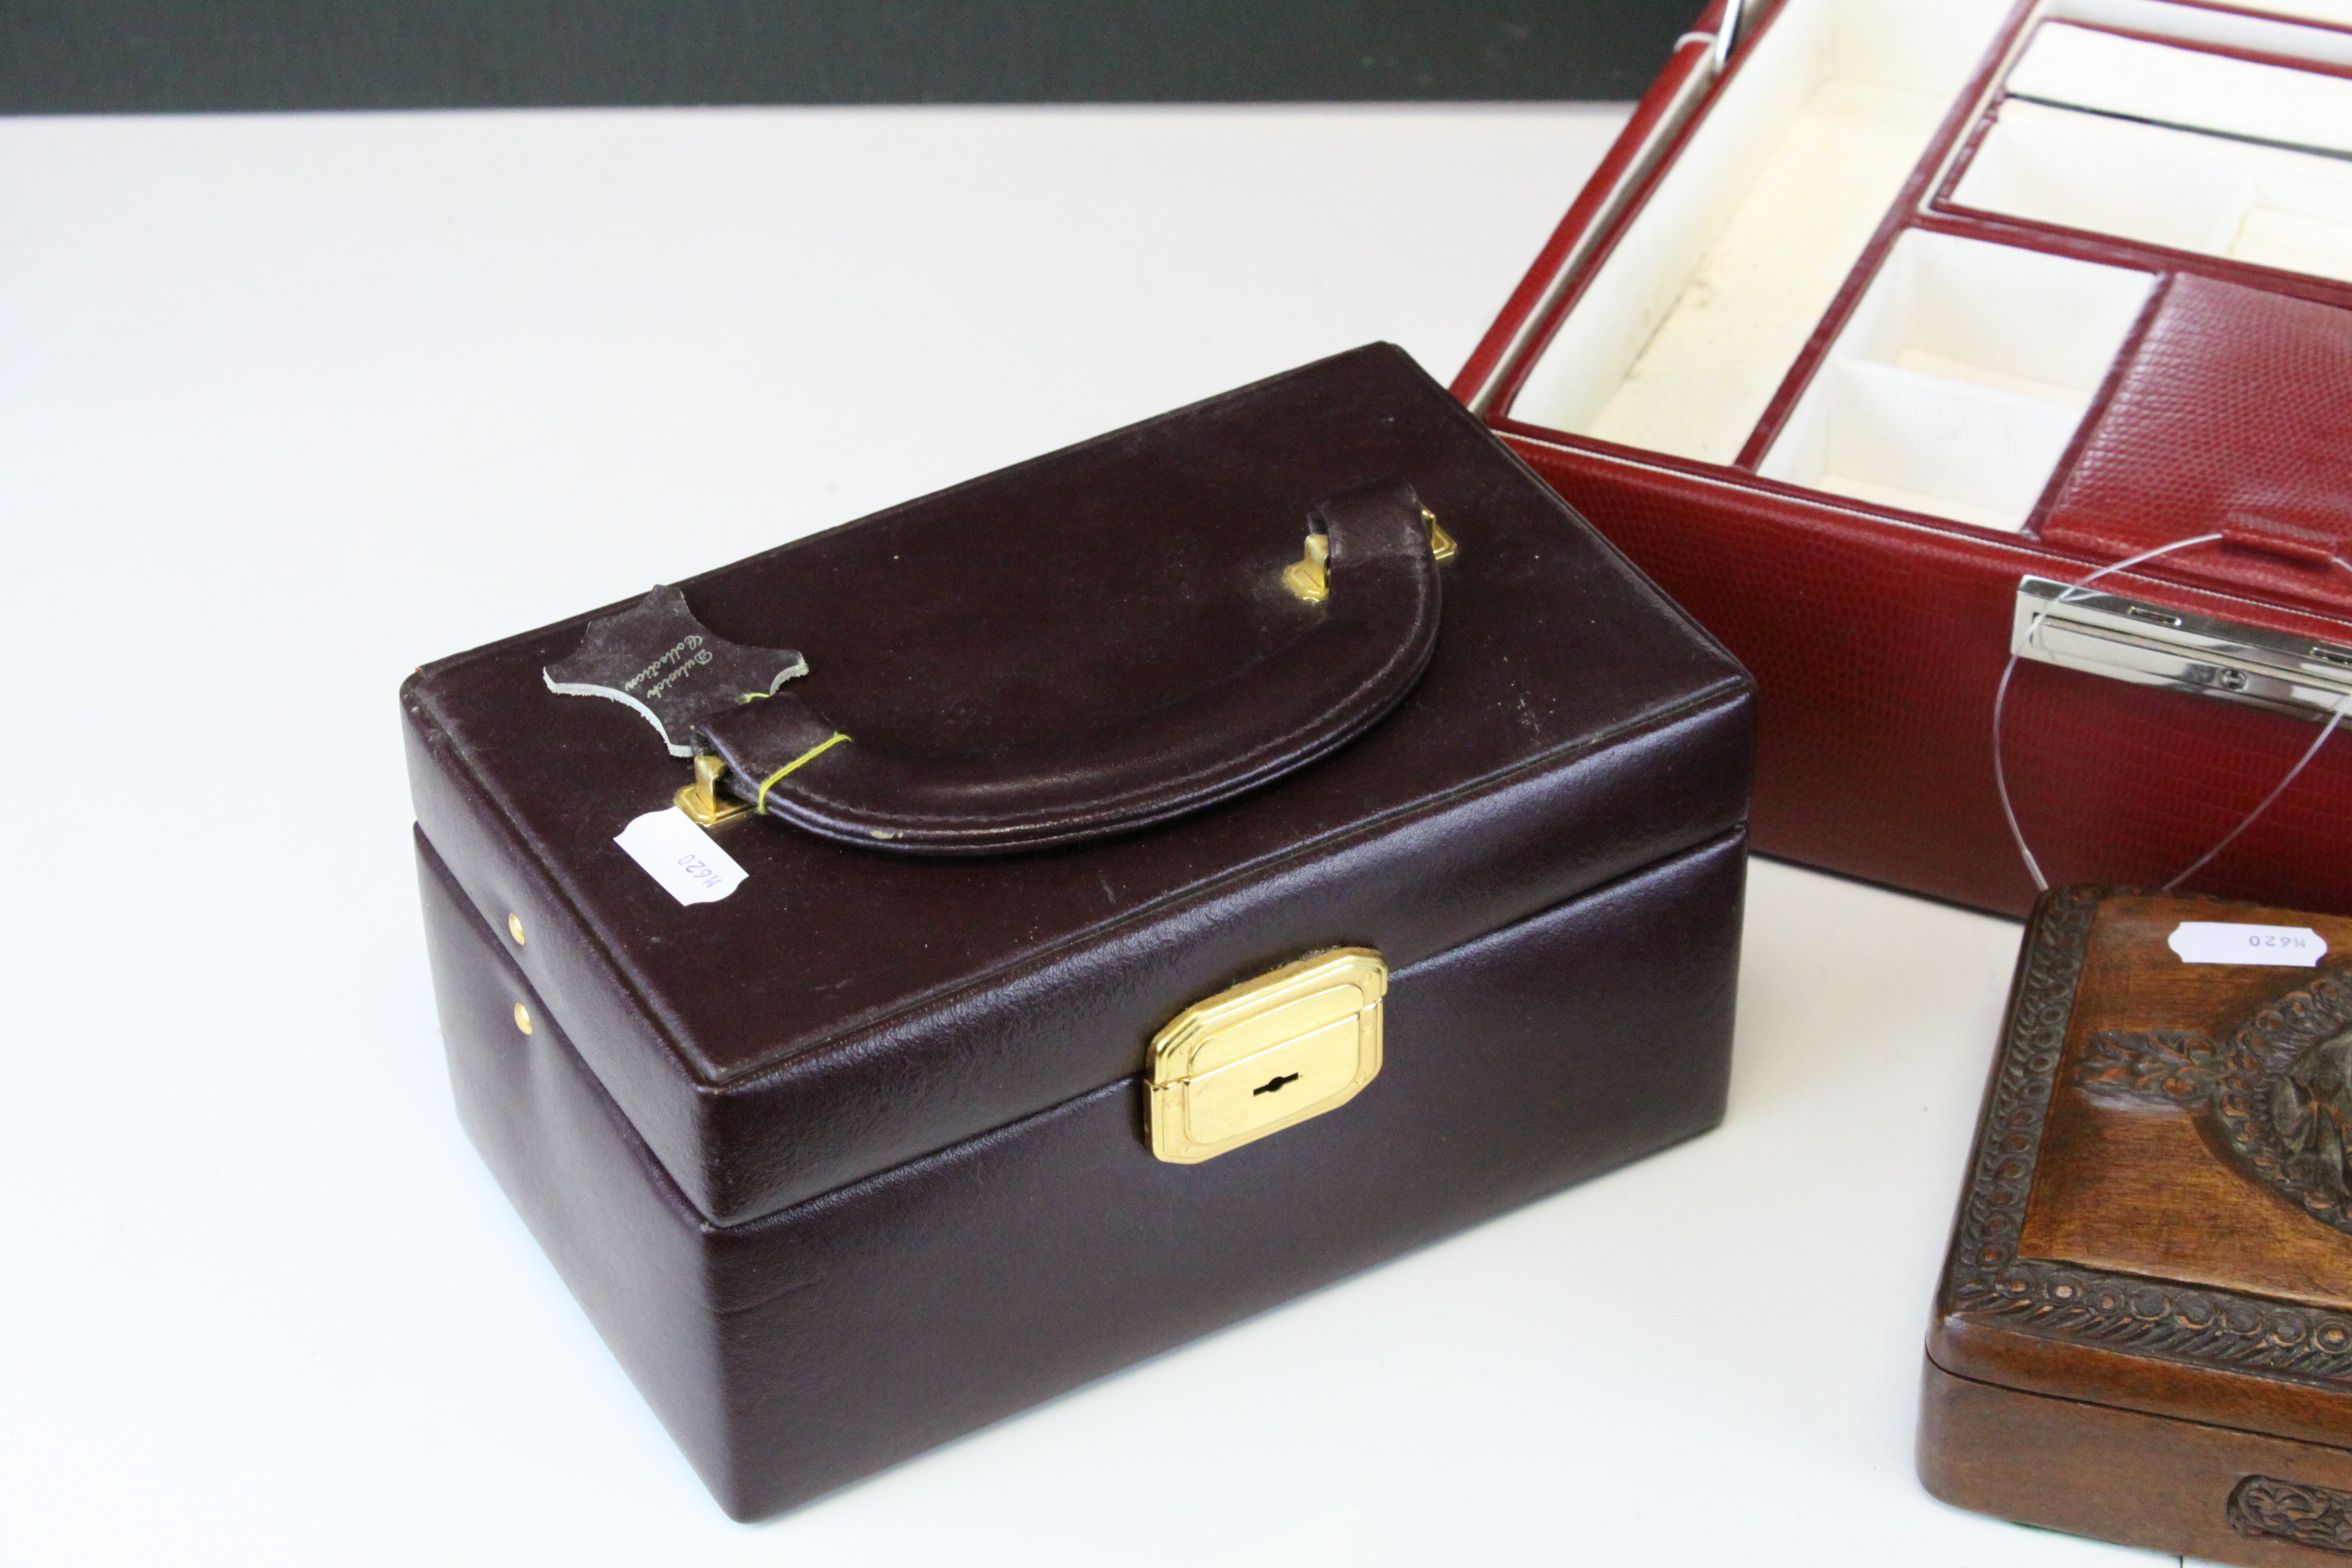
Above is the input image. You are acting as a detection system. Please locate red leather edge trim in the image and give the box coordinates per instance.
[2053,14,2352,79]
[1926,195,2352,309]
[1495,428,2352,646]
[1451,27,1718,419]
[1732,0,2039,468]
[2159,0,2352,40]
[2019,271,2177,539]
[1494,428,2352,916]
[1921,13,2352,305]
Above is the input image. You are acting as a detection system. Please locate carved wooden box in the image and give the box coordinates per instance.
[1923,887,2352,1563]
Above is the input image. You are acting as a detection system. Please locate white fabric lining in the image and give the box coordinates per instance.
[1757,232,2153,531]
[1761,362,2077,530]
[1507,0,2017,463]
[2009,22,2352,157]
[1577,79,1944,461]
[2046,0,2352,71]
[2192,0,2352,27]
[1953,100,2352,282]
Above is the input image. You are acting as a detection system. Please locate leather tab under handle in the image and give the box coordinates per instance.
[695,479,1443,855]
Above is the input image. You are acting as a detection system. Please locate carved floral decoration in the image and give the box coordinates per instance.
[1946,889,2352,1388]
[2077,970,2352,1235]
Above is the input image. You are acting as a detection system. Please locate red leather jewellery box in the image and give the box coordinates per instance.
[401,345,1756,1516]
[1460,0,2352,917]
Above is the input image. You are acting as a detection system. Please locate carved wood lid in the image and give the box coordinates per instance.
[1932,887,2352,1450]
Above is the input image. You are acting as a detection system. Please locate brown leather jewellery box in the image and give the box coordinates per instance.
[401,344,1757,1518]
[1926,887,2352,1562]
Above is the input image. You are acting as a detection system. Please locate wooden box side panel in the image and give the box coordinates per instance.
[1921,1356,2352,1564]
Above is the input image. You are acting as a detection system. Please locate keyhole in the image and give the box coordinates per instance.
[1253,1071,1301,1097]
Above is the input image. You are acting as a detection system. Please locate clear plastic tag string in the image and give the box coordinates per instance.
[1994,534,2352,894]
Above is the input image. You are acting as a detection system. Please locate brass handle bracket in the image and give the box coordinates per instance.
[1284,506,1457,604]
[675,753,751,827]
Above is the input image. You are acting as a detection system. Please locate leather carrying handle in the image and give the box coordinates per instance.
[695,478,1443,855]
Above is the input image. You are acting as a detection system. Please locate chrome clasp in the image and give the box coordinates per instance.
[2012,576,2352,723]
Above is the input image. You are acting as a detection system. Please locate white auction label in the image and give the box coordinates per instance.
[2168,922,2329,968]
[615,808,747,906]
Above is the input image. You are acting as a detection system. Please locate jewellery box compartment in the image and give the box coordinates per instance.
[1755,230,2152,530]
[1945,18,2352,282]
[1458,0,2352,916]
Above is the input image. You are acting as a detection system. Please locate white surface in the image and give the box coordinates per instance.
[1510,0,2015,461]
[0,103,2176,1566]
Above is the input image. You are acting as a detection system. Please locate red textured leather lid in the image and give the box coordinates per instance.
[2040,274,2352,609]
[403,344,1755,1225]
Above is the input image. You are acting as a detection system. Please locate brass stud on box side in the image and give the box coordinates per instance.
[506,912,527,945]
[512,1002,534,1036]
